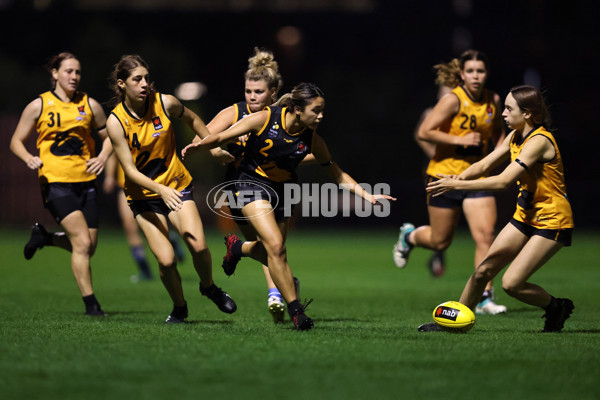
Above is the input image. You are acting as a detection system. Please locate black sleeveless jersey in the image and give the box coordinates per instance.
[238,106,314,184]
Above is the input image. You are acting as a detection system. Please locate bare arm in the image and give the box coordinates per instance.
[86,97,112,175]
[417,93,482,147]
[106,114,183,211]
[181,110,270,159]
[414,108,437,158]
[458,132,514,180]
[427,133,551,195]
[311,134,396,204]
[203,105,238,163]
[9,98,43,170]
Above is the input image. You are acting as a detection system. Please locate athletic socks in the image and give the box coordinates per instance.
[131,245,152,278]
[268,288,282,301]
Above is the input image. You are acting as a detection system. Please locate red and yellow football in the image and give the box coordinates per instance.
[432,301,476,332]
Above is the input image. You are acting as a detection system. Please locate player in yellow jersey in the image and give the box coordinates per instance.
[103,153,186,282]
[393,50,507,315]
[420,86,574,333]
[183,83,396,330]
[413,82,453,277]
[106,55,236,323]
[10,52,112,316]
[192,48,302,323]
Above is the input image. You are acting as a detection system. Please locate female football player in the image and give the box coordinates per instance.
[421,86,574,332]
[393,49,507,315]
[10,52,112,316]
[182,82,396,330]
[192,48,297,323]
[106,54,236,323]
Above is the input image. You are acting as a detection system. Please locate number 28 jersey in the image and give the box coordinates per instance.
[238,106,314,184]
[110,92,192,200]
[36,91,96,183]
[426,86,497,177]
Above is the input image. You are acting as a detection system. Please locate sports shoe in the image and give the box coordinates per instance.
[428,251,446,277]
[542,298,574,333]
[165,303,188,324]
[475,298,507,315]
[268,295,285,324]
[200,283,237,314]
[418,322,444,332]
[393,223,415,268]
[290,299,314,331]
[85,304,107,317]
[222,234,241,276]
[24,223,50,260]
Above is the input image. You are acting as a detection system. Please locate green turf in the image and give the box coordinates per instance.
[1,227,599,400]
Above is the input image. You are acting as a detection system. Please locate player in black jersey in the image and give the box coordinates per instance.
[183,83,396,330]
[191,48,299,323]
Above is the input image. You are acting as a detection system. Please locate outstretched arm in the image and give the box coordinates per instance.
[181,110,270,159]
[427,132,550,196]
[311,134,396,204]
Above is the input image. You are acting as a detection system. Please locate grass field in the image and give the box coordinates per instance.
[1,226,599,400]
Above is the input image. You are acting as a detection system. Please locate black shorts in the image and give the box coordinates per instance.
[510,218,573,247]
[234,174,288,222]
[41,181,99,228]
[426,176,493,208]
[128,185,195,217]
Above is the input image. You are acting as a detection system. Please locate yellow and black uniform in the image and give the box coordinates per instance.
[36,91,99,226]
[426,86,498,207]
[509,126,573,245]
[234,106,314,220]
[110,92,193,215]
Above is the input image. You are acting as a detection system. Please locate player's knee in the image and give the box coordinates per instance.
[431,240,451,252]
[154,251,177,268]
[266,241,286,259]
[501,276,524,297]
[71,234,92,255]
[473,264,495,284]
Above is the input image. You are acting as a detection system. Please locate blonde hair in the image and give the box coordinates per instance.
[245,47,283,93]
[433,49,490,88]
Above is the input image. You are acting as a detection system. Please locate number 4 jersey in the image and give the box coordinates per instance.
[110,92,192,200]
[36,91,96,183]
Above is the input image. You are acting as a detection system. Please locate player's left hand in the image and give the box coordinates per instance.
[86,156,106,175]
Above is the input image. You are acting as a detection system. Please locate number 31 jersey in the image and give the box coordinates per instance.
[36,91,96,183]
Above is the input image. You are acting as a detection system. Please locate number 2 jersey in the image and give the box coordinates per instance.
[110,92,192,200]
[237,105,313,184]
[426,86,498,177]
[36,91,96,183]
[509,126,573,230]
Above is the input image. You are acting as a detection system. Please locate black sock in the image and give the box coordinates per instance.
[171,302,188,319]
[82,294,101,310]
[232,239,243,258]
[287,299,301,318]
[544,296,558,311]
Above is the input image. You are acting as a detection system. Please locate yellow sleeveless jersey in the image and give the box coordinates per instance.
[426,86,497,177]
[509,127,573,229]
[36,91,96,183]
[110,92,192,200]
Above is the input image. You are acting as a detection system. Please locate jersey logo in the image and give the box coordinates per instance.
[152,116,163,130]
[284,139,294,143]
[78,106,86,115]
[295,142,308,155]
[50,131,84,156]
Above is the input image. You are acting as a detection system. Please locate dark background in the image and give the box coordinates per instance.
[1,0,598,229]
